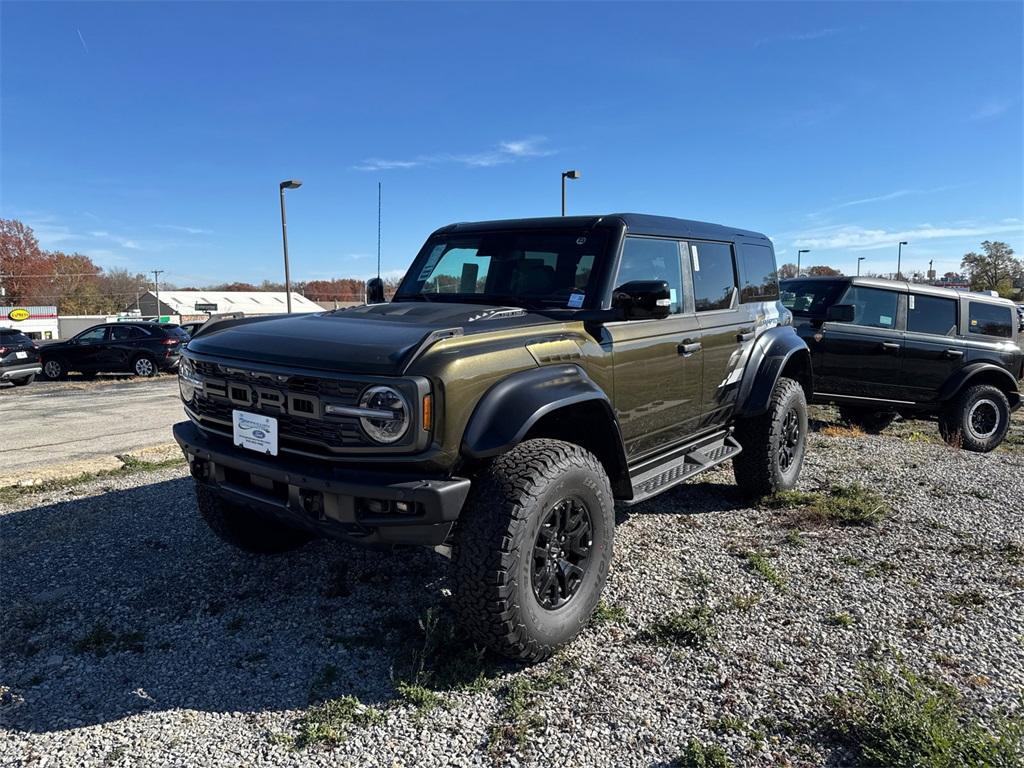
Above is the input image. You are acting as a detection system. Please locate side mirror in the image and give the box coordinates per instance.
[826,304,855,323]
[365,277,386,304]
[612,280,672,320]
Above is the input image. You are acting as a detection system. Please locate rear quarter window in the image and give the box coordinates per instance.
[968,302,1013,338]
[737,243,779,302]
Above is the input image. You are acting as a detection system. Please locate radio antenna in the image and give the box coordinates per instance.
[377,181,382,279]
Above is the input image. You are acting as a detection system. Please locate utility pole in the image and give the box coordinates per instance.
[152,270,164,321]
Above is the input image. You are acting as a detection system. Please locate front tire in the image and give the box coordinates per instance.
[41,359,66,381]
[195,484,313,553]
[732,377,808,497]
[838,406,896,434]
[938,384,1010,453]
[451,439,614,662]
[12,375,35,387]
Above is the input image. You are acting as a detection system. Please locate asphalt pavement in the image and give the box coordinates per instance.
[0,375,184,483]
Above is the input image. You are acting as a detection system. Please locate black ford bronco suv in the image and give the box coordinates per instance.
[781,276,1023,451]
[174,214,812,660]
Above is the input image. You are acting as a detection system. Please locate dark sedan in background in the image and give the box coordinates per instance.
[0,327,41,386]
[39,322,188,380]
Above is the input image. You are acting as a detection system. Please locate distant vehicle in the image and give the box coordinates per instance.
[39,322,188,380]
[180,313,245,339]
[0,328,41,386]
[179,321,205,337]
[1016,304,1024,333]
[782,276,1023,452]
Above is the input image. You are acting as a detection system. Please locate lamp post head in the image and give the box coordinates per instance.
[899,241,908,246]
[562,170,580,180]
[280,180,303,190]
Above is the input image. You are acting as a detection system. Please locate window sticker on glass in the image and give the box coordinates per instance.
[417,245,445,281]
[567,292,585,308]
[909,295,916,310]
[880,315,892,326]
[669,288,677,305]
[691,245,700,272]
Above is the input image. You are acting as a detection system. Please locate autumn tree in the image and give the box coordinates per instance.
[961,241,1022,298]
[777,263,798,279]
[0,218,50,304]
[806,265,842,276]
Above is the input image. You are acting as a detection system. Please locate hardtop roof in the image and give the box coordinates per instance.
[434,213,770,243]
[781,275,1016,306]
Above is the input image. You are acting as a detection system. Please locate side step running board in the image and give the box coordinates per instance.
[626,431,742,505]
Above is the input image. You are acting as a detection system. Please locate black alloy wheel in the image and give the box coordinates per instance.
[531,497,593,610]
[778,408,801,472]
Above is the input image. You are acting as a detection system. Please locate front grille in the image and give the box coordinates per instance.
[189,361,372,452]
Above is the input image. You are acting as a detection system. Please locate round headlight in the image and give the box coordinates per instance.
[359,386,410,444]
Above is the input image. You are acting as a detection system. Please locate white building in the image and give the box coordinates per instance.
[138,290,323,322]
[0,305,60,340]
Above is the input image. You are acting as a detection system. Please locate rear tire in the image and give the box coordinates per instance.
[732,377,808,497]
[195,484,313,554]
[41,359,67,381]
[451,439,614,662]
[133,355,157,377]
[12,375,34,387]
[938,384,1010,453]
[837,406,896,434]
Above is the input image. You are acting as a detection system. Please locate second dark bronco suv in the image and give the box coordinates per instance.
[782,276,1023,451]
[174,214,812,660]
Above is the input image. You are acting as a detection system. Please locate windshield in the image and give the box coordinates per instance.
[394,229,611,309]
[780,279,846,316]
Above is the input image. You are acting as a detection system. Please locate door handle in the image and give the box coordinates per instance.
[678,340,702,356]
[944,349,964,359]
[737,331,755,342]
[881,342,900,351]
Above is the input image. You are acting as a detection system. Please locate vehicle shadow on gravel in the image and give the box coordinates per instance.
[0,478,511,734]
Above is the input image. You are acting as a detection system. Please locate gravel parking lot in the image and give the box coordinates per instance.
[1,410,1022,767]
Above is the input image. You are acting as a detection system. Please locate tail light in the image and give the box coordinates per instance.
[161,338,179,346]
[0,346,7,356]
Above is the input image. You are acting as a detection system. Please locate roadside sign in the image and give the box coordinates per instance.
[7,308,30,322]
[195,303,218,312]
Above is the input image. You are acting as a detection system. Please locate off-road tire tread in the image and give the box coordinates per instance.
[451,438,613,663]
[732,377,805,498]
[938,384,1010,453]
[195,484,312,553]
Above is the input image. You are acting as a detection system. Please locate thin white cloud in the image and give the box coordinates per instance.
[354,136,555,171]
[156,224,212,235]
[816,184,968,214]
[793,221,1024,251]
[970,99,1012,121]
[77,28,89,55]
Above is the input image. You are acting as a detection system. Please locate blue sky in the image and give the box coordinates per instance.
[2,1,1022,286]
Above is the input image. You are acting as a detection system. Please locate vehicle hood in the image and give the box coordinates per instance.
[185,303,561,375]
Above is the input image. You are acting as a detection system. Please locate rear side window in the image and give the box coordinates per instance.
[780,280,846,316]
[737,243,779,302]
[0,329,31,344]
[616,237,683,313]
[165,327,190,339]
[907,294,958,336]
[968,302,1013,338]
[690,241,737,311]
[840,286,898,329]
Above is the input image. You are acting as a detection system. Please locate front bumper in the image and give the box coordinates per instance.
[1,363,42,380]
[173,420,471,546]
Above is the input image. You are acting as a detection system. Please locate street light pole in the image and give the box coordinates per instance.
[857,256,866,276]
[897,241,908,280]
[561,170,580,216]
[797,249,810,276]
[152,269,163,321]
[279,179,303,313]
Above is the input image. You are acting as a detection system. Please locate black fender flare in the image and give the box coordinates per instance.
[938,363,1021,405]
[461,364,622,460]
[735,326,812,419]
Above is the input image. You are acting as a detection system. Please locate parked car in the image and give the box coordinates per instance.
[1016,303,1024,333]
[781,276,1023,451]
[179,321,205,338]
[0,327,41,386]
[174,213,812,661]
[39,322,188,380]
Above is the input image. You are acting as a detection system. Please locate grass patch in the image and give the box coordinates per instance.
[73,623,145,656]
[395,681,445,712]
[830,666,1024,767]
[638,606,715,648]
[745,551,787,592]
[784,529,806,548]
[0,454,185,502]
[592,600,628,625]
[671,738,733,767]
[766,484,888,527]
[947,590,988,608]
[821,424,865,438]
[827,612,856,628]
[293,695,383,749]
[488,662,570,753]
